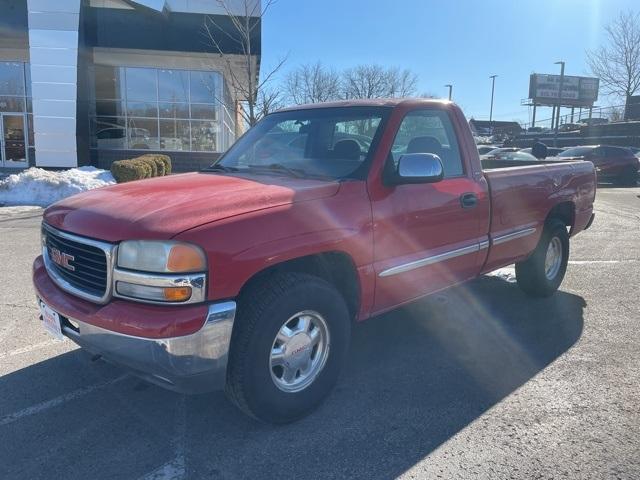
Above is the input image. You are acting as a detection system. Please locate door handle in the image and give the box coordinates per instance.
[460,192,478,209]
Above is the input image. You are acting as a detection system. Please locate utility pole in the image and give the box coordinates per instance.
[553,61,565,147]
[445,84,452,101]
[489,75,497,133]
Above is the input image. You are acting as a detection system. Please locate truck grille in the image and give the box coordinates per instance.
[42,224,114,303]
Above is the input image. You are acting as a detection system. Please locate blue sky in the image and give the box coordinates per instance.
[261,0,638,124]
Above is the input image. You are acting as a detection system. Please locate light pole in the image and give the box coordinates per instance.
[444,84,453,101]
[489,75,497,133]
[553,61,565,147]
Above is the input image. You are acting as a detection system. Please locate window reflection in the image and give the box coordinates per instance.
[90,66,231,152]
[159,69,189,103]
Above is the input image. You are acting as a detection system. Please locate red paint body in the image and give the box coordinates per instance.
[35,100,596,339]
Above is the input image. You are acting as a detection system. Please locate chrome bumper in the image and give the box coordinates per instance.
[60,301,236,394]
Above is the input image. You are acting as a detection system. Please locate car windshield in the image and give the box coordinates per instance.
[559,146,595,157]
[208,107,388,180]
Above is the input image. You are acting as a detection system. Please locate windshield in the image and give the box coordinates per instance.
[210,107,389,180]
[559,146,595,157]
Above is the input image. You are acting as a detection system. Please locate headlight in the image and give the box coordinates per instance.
[117,240,207,273]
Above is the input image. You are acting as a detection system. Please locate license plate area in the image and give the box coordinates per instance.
[38,299,64,340]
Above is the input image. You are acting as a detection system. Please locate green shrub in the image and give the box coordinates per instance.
[110,158,152,183]
[110,154,172,183]
[139,156,158,177]
[151,154,172,175]
[139,154,167,176]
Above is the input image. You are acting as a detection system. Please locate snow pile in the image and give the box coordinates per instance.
[474,135,494,145]
[0,166,115,207]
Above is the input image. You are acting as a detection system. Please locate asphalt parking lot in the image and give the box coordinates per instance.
[1,186,639,480]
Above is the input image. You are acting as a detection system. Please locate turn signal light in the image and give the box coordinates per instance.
[163,286,192,302]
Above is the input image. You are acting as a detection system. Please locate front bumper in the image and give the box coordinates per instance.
[33,256,236,394]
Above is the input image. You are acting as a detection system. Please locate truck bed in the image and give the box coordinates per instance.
[480,159,596,273]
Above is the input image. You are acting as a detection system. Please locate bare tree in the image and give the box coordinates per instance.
[341,64,418,99]
[285,62,341,105]
[256,86,285,117]
[587,10,640,103]
[204,0,286,127]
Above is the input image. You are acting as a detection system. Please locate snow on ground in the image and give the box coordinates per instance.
[487,266,517,283]
[0,167,115,207]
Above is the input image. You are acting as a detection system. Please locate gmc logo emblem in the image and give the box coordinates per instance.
[50,247,75,271]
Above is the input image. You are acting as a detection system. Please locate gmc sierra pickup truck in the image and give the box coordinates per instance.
[33,99,596,423]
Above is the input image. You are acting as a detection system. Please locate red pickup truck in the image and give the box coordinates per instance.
[33,99,596,423]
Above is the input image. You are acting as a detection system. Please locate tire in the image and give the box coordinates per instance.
[225,272,351,424]
[515,219,569,297]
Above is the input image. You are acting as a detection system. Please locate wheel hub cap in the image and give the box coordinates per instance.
[545,236,563,280]
[270,310,330,393]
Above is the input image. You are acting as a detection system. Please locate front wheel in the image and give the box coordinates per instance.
[516,219,569,297]
[225,272,351,423]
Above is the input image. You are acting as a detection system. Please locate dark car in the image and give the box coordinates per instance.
[558,145,639,186]
[520,147,565,157]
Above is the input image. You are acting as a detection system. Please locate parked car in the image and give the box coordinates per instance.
[477,145,500,155]
[626,146,640,158]
[558,145,639,186]
[96,127,151,150]
[578,118,608,127]
[520,147,565,157]
[480,147,520,160]
[493,151,539,162]
[33,99,596,423]
[558,123,582,133]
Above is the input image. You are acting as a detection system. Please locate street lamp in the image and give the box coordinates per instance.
[489,75,497,132]
[444,84,453,101]
[553,61,565,147]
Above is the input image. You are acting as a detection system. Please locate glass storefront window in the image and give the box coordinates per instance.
[159,102,189,119]
[27,114,34,147]
[95,100,126,117]
[159,119,190,151]
[191,120,217,151]
[159,69,189,103]
[190,71,218,103]
[90,66,233,152]
[0,96,25,112]
[126,101,158,118]
[127,118,159,149]
[190,103,217,120]
[126,68,158,102]
[0,62,25,96]
[93,117,127,149]
[94,65,125,100]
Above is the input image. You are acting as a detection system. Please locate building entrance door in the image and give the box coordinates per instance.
[1,114,28,168]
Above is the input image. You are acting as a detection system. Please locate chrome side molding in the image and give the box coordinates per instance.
[492,227,537,245]
[378,226,536,278]
[379,242,483,277]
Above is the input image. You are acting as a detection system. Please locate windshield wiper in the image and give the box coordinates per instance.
[203,164,239,173]
[246,163,306,178]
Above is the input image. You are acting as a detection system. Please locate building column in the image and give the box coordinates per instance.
[27,0,80,168]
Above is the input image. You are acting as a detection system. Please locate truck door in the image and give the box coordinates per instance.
[369,108,489,313]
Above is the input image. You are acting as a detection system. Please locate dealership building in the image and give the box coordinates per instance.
[0,0,260,172]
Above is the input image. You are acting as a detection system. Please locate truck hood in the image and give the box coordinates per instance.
[43,172,340,242]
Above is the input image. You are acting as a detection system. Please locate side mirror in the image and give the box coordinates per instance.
[390,153,444,185]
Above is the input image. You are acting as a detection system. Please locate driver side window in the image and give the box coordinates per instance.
[390,110,464,177]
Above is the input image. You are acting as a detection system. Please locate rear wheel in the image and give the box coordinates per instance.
[225,272,351,423]
[516,219,569,297]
